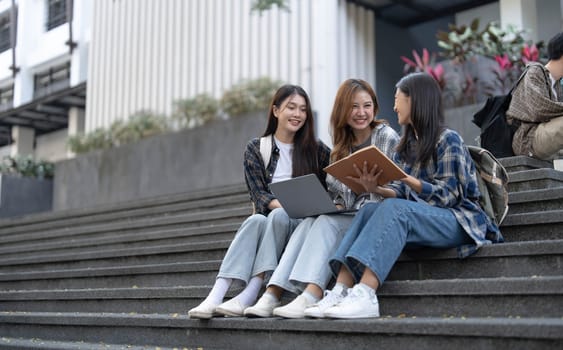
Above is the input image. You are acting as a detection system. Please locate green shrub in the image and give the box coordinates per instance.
[67,111,170,154]
[251,0,289,14]
[0,155,54,179]
[173,93,219,129]
[221,77,282,117]
[111,111,170,146]
[67,128,112,154]
[67,77,283,154]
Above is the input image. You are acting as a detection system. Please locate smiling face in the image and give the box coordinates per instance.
[394,88,412,126]
[347,90,375,133]
[273,93,307,140]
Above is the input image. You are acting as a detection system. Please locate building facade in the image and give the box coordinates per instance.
[0,0,561,162]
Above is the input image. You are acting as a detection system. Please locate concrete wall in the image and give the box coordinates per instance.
[35,129,69,162]
[444,103,484,147]
[0,174,53,218]
[53,112,266,211]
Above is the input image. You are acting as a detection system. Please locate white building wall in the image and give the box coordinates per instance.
[0,1,12,87]
[0,0,91,159]
[86,0,376,145]
[499,0,561,43]
[455,2,500,29]
[0,0,91,103]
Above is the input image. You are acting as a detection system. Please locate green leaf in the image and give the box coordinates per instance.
[470,18,480,31]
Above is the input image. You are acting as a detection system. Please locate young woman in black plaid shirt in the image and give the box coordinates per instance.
[189,84,330,319]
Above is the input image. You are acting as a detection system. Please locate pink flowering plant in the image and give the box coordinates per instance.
[401,48,445,89]
[490,42,542,94]
[401,19,547,107]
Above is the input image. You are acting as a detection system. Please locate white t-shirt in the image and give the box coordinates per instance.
[272,137,293,183]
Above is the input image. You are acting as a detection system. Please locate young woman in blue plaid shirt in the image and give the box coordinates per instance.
[188,84,330,319]
[304,73,503,319]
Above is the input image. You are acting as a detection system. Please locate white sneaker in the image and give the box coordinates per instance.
[215,298,247,317]
[323,284,379,319]
[304,288,346,318]
[273,294,315,319]
[243,293,280,318]
[188,299,219,319]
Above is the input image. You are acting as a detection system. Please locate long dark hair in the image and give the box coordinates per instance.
[262,84,320,177]
[330,79,385,162]
[395,73,444,166]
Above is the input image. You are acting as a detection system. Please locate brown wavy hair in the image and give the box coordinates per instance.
[330,79,386,162]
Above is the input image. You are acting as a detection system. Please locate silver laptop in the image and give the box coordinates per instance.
[269,174,356,218]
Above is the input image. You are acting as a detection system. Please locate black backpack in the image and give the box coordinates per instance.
[472,67,529,158]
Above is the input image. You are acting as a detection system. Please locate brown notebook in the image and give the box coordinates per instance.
[324,145,407,195]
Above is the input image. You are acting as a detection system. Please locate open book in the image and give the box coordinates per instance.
[324,145,407,195]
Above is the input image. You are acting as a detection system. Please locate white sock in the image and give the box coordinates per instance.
[301,290,319,304]
[205,277,232,305]
[261,291,279,302]
[233,276,263,307]
[358,282,375,294]
[332,282,348,296]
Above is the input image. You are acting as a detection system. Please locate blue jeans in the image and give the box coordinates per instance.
[217,208,301,287]
[329,199,473,284]
[268,213,354,294]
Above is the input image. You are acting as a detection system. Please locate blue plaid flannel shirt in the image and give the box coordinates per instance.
[388,129,503,258]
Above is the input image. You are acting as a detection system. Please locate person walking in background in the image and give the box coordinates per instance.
[508,31,563,160]
[304,73,503,319]
[244,79,400,318]
[188,84,331,319]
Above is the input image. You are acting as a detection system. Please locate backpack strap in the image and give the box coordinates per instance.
[259,135,273,167]
[252,135,274,215]
[509,64,532,95]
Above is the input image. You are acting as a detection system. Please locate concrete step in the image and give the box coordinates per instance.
[500,210,563,241]
[0,184,249,236]
[0,260,219,290]
[0,338,179,350]
[379,276,563,318]
[508,187,563,214]
[0,239,561,290]
[0,222,239,261]
[0,228,561,279]
[0,239,231,273]
[507,168,563,192]
[0,312,560,350]
[0,276,560,318]
[0,206,249,251]
[500,156,553,172]
[389,239,563,280]
[0,195,559,263]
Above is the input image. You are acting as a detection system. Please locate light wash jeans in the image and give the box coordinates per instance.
[217,208,301,288]
[330,199,473,284]
[268,213,355,294]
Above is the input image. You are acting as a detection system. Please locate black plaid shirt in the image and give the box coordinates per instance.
[244,137,331,215]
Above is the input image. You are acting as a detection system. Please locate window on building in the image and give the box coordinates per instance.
[46,0,67,31]
[0,13,10,53]
[33,61,71,98]
[0,84,14,112]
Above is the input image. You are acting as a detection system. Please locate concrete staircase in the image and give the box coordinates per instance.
[0,156,561,349]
